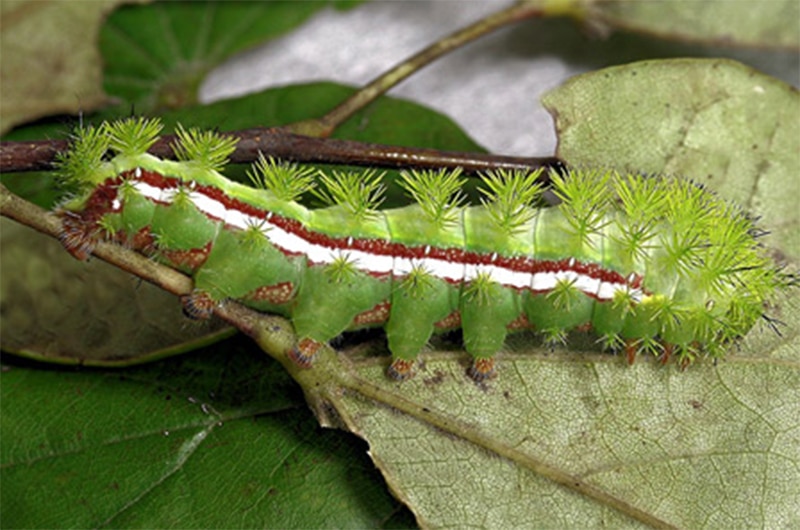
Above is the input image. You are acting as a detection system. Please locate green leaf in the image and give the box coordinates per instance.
[586,0,800,50]
[0,0,363,134]
[4,5,799,529]
[542,58,800,262]
[0,345,413,528]
[100,0,362,112]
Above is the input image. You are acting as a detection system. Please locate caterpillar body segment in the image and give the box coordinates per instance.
[56,118,788,380]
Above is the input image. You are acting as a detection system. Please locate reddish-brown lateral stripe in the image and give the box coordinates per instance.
[247,282,296,305]
[434,311,462,330]
[160,242,213,271]
[353,301,392,326]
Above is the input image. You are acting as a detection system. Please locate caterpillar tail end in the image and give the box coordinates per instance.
[58,211,97,261]
[181,291,216,320]
[467,357,496,382]
[288,337,322,369]
[387,358,417,381]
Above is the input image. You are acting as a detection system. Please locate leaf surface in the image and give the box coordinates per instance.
[0,0,128,134]
[0,346,412,528]
[100,0,361,112]
[588,0,800,49]
[0,218,232,365]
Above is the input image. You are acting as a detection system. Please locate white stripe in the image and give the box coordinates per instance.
[262,223,311,255]
[349,249,393,274]
[597,281,618,300]
[464,264,529,289]
[304,244,338,264]
[159,187,179,203]
[492,267,530,289]
[132,181,162,202]
[191,192,227,221]
[393,256,416,277]
[223,208,253,230]
[531,271,558,291]
[574,275,601,296]
[425,258,464,282]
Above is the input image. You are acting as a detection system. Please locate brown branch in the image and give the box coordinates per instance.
[0,128,561,177]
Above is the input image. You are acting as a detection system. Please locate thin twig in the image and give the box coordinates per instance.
[286,3,545,137]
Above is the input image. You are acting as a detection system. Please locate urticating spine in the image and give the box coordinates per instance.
[56,118,787,380]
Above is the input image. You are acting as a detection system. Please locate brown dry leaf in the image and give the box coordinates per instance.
[0,0,144,134]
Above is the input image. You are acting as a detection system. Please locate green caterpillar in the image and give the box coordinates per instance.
[56,117,789,380]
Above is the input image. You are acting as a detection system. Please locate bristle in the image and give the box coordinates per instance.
[478,169,544,233]
[313,168,385,219]
[398,168,466,227]
[54,124,110,190]
[172,124,238,172]
[247,154,316,202]
[552,169,613,245]
[103,117,163,156]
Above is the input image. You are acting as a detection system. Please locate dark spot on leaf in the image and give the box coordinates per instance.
[423,371,446,385]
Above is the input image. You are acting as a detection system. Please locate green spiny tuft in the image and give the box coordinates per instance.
[659,179,714,278]
[599,332,626,352]
[478,169,544,233]
[248,154,316,202]
[314,168,385,219]
[611,289,638,317]
[170,186,195,209]
[636,336,664,358]
[552,169,612,245]
[240,223,270,249]
[542,327,568,347]
[172,124,238,171]
[325,254,359,284]
[103,117,163,156]
[96,216,118,238]
[463,271,496,306]
[697,207,756,294]
[399,264,436,299]
[613,174,667,264]
[55,123,110,190]
[547,278,581,311]
[399,168,466,227]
